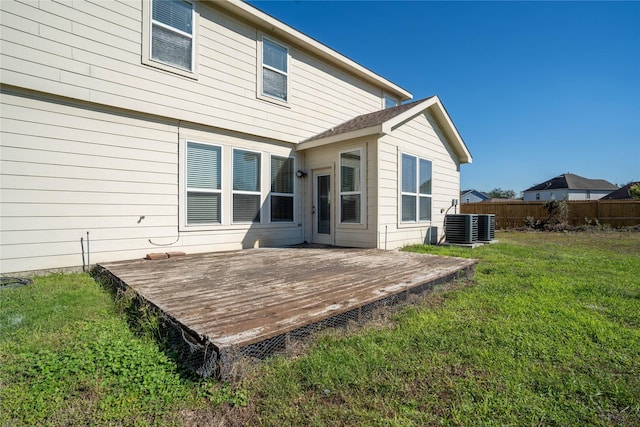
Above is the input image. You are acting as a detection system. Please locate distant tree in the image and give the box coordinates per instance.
[630,183,640,199]
[487,188,516,199]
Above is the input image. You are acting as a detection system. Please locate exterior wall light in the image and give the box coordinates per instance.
[296,170,308,178]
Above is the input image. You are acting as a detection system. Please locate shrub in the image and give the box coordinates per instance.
[543,200,569,230]
[523,201,570,231]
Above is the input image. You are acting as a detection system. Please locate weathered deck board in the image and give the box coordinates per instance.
[97,247,477,377]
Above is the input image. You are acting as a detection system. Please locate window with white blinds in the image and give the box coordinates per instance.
[233,149,261,223]
[151,0,194,71]
[401,153,432,222]
[186,142,221,224]
[340,150,362,223]
[262,38,288,101]
[270,156,294,222]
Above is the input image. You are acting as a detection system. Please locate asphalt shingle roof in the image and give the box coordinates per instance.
[524,173,618,192]
[602,182,639,199]
[303,97,434,143]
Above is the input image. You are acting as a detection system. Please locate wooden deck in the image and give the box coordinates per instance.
[95,247,477,378]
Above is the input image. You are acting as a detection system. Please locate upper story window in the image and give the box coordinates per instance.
[401,153,432,222]
[383,94,399,109]
[260,37,289,103]
[186,141,221,224]
[151,0,194,72]
[340,150,363,224]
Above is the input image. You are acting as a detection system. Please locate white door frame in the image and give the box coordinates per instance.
[312,168,333,245]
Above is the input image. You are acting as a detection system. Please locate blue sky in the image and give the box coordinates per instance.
[247,0,640,195]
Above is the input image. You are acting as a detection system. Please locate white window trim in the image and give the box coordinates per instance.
[257,33,290,107]
[183,140,223,228]
[382,93,399,109]
[142,0,199,78]
[400,152,433,224]
[269,154,296,224]
[232,148,262,224]
[339,148,364,225]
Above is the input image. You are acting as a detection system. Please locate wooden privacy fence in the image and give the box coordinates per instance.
[461,200,640,229]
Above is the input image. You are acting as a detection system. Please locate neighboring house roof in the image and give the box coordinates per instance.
[298,96,472,164]
[215,0,412,102]
[524,173,618,192]
[602,182,639,200]
[461,189,489,199]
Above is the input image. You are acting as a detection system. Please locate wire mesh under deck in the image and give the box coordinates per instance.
[95,247,477,379]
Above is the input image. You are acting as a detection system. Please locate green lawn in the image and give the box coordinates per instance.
[1,231,639,426]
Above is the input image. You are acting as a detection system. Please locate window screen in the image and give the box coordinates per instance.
[262,38,288,101]
[151,0,193,71]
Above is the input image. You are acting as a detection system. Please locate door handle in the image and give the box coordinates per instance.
[312,206,316,215]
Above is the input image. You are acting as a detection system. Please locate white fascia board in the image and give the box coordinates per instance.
[296,125,383,151]
[382,97,439,133]
[383,96,473,164]
[212,0,412,101]
[429,98,472,164]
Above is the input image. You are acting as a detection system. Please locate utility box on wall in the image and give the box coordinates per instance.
[424,226,438,245]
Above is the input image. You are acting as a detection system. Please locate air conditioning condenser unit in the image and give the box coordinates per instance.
[477,214,496,242]
[445,214,478,244]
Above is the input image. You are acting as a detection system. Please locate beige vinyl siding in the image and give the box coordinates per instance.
[0,89,179,273]
[378,111,461,249]
[302,138,377,248]
[290,50,382,133]
[0,89,304,274]
[1,0,389,146]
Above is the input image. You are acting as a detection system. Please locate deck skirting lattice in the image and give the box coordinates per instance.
[95,248,477,379]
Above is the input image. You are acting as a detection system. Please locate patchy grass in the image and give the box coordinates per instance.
[1,232,639,425]
[0,273,245,426]
[241,231,640,426]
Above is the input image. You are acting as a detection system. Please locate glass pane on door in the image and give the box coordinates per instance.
[317,175,330,234]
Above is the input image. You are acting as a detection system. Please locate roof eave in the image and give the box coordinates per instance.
[298,96,473,165]
[212,0,412,101]
[297,125,384,151]
[384,96,472,164]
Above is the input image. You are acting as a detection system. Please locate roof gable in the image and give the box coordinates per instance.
[212,0,411,101]
[525,173,618,192]
[298,96,472,164]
